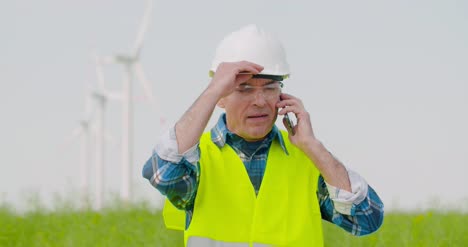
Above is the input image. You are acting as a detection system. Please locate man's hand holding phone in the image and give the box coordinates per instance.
[277,93,316,150]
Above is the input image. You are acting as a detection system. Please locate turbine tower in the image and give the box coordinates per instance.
[71,87,93,208]
[103,0,157,203]
[91,54,122,209]
[69,59,118,210]
[92,56,107,210]
[68,82,109,209]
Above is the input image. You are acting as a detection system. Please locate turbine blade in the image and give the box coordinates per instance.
[95,56,106,91]
[134,62,166,124]
[133,0,153,57]
[59,124,84,152]
[84,82,94,119]
[134,62,154,104]
[70,126,84,142]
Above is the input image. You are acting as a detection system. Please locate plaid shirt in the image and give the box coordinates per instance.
[143,114,384,236]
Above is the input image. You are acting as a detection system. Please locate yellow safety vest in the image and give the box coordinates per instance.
[163,131,324,246]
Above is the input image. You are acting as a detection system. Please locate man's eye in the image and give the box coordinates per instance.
[237,86,250,93]
[241,87,254,93]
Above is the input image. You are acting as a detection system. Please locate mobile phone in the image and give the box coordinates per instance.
[283,112,296,135]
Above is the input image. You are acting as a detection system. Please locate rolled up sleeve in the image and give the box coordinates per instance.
[318,168,384,236]
[142,126,200,210]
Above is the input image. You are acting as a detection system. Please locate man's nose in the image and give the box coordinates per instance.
[252,90,267,106]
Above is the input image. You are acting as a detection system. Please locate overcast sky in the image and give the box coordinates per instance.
[1,0,467,211]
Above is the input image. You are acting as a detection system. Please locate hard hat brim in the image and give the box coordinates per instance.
[208,71,289,81]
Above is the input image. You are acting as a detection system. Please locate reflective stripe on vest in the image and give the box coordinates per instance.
[163,130,324,247]
[188,237,270,247]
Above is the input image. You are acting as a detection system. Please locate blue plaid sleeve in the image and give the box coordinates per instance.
[142,150,199,210]
[318,176,384,236]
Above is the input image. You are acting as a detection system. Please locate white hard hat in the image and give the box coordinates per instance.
[209,24,290,80]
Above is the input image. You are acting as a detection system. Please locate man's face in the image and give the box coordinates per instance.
[218,78,282,141]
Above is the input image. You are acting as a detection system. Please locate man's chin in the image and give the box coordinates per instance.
[243,128,271,141]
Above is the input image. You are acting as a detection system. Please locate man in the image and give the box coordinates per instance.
[143,25,384,246]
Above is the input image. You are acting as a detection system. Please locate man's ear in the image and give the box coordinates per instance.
[217,98,225,108]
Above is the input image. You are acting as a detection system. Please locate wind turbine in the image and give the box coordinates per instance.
[92,56,107,210]
[78,118,91,208]
[70,86,93,209]
[102,0,159,203]
[67,56,118,210]
[91,54,123,209]
[66,83,101,209]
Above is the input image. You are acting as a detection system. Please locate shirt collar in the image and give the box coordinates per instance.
[210,113,289,154]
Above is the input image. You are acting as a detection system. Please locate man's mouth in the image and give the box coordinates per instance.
[247,114,268,119]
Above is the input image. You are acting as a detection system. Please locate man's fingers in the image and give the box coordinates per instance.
[277,99,304,109]
[235,74,254,85]
[278,93,304,107]
[279,93,297,101]
[233,62,264,85]
[239,61,264,73]
[215,61,264,78]
[278,105,303,116]
[236,62,264,75]
[276,99,296,109]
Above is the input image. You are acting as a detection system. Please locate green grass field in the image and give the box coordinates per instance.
[1,202,467,247]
